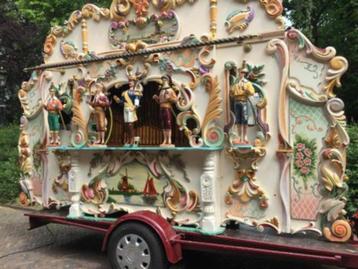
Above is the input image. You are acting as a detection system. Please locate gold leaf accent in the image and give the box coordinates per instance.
[320,166,343,192]
[43,4,110,59]
[325,127,342,148]
[152,0,197,11]
[110,0,131,20]
[324,57,349,98]
[259,0,283,17]
[201,74,222,130]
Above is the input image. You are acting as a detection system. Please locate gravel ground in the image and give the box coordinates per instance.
[0,206,344,269]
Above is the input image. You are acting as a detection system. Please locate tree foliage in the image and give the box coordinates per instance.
[346,124,358,215]
[0,1,43,125]
[283,0,358,121]
[16,0,112,27]
[0,0,111,125]
[0,124,20,203]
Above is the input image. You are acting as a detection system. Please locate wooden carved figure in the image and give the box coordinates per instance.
[113,79,143,147]
[229,66,255,144]
[88,83,110,145]
[153,75,178,147]
[44,85,64,146]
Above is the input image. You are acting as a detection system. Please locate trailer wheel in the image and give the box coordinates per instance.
[108,222,168,269]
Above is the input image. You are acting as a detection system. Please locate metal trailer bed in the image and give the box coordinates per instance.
[25,210,358,269]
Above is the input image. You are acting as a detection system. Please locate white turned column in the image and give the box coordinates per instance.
[200,151,221,233]
[68,151,82,218]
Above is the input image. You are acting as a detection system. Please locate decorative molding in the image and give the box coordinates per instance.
[287,78,328,105]
[70,84,88,148]
[44,4,111,60]
[200,151,220,233]
[266,38,290,147]
[286,29,336,62]
[151,0,197,11]
[259,0,283,17]
[324,57,349,98]
[210,0,218,38]
[291,222,322,236]
[201,74,224,147]
[317,98,351,242]
[225,146,267,205]
[225,6,255,34]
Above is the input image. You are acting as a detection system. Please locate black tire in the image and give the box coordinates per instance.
[108,222,169,269]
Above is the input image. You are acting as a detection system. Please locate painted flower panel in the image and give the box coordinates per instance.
[293,134,317,189]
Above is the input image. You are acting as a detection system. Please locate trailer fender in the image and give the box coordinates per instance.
[102,211,182,264]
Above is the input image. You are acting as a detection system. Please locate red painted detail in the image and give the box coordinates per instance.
[102,211,182,264]
[174,238,342,265]
[25,213,112,233]
[182,231,358,259]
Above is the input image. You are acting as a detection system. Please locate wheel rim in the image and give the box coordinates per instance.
[116,234,151,269]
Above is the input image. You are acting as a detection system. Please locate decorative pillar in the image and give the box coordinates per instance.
[81,19,89,54]
[210,0,218,39]
[68,151,82,218]
[200,151,221,233]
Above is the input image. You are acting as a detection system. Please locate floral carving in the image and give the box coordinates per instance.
[130,0,149,17]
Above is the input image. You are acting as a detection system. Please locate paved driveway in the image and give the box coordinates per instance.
[0,206,342,269]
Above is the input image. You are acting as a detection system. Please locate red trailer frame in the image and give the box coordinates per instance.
[25,210,358,269]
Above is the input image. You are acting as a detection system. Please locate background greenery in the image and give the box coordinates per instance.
[0,0,356,215]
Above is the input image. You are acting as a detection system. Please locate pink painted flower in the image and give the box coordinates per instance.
[296,152,304,160]
[296,143,305,151]
[111,21,119,29]
[303,158,312,166]
[295,160,304,169]
[304,148,312,157]
[300,167,310,175]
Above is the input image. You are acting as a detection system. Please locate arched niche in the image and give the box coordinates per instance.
[106,80,189,147]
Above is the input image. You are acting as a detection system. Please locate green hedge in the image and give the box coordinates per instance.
[0,124,21,203]
[0,123,357,216]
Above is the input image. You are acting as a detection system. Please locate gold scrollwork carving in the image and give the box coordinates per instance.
[152,0,197,11]
[259,0,283,17]
[110,0,131,20]
[225,146,268,208]
[43,4,110,59]
[324,57,349,98]
[201,74,224,147]
[318,97,351,242]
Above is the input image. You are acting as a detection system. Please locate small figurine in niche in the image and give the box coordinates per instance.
[88,82,110,145]
[153,75,178,147]
[229,66,255,144]
[113,79,142,147]
[43,85,64,146]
